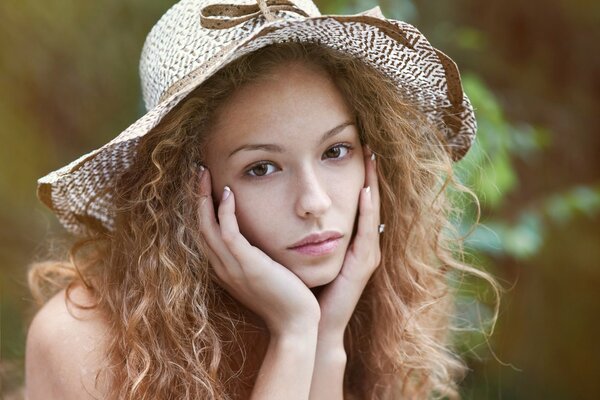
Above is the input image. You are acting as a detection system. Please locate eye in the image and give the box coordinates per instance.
[245,162,279,177]
[323,144,351,160]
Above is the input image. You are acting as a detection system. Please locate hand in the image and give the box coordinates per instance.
[314,146,382,343]
[196,167,321,337]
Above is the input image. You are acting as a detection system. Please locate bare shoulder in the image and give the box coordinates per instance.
[25,285,110,400]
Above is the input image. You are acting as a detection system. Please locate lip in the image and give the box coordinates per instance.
[288,231,343,256]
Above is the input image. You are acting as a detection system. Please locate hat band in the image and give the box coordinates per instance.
[200,0,309,29]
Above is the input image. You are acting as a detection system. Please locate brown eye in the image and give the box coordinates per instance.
[323,144,350,160]
[246,162,277,177]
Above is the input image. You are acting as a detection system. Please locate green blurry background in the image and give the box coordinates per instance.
[1,0,598,398]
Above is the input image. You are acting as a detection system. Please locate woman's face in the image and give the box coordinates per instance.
[203,61,365,288]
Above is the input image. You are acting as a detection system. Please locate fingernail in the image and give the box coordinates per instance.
[222,186,231,201]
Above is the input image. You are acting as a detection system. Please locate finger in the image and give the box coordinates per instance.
[196,166,220,237]
[354,185,376,243]
[217,186,255,261]
[195,168,240,274]
[201,238,233,291]
[336,184,378,283]
[217,188,289,285]
[363,145,381,223]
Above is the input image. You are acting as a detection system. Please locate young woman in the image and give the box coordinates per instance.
[25,0,498,399]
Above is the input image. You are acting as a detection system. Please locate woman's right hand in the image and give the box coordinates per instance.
[196,166,321,337]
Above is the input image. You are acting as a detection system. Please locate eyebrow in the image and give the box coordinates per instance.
[228,121,355,158]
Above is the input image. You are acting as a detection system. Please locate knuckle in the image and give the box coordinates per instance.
[197,218,210,234]
[211,262,228,280]
[243,267,263,282]
[199,193,212,203]
[197,194,212,212]
[196,197,213,223]
[374,251,382,268]
[220,229,236,245]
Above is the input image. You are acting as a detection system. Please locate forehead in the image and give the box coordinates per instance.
[207,61,354,151]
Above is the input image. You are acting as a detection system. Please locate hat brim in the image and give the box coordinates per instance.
[37,11,476,235]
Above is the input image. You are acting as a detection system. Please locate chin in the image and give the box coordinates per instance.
[295,259,344,288]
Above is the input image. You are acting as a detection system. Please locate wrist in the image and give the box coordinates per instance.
[315,344,347,365]
[270,322,320,344]
[316,331,346,360]
[267,304,321,338]
[269,328,319,361]
[317,327,345,347]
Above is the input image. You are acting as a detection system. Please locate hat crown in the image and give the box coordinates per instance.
[38,0,477,235]
[139,0,321,111]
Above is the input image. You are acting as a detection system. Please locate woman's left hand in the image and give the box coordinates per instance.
[315,145,382,344]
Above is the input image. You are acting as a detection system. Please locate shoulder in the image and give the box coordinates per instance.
[25,285,110,400]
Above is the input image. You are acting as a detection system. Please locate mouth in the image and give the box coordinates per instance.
[288,231,343,256]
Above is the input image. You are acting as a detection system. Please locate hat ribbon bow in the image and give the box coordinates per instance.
[200,0,309,29]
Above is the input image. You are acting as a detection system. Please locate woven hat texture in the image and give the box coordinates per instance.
[37,0,477,235]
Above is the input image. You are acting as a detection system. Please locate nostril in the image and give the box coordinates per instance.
[297,189,331,218]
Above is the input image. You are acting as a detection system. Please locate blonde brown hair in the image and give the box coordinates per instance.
[29,42,499,399]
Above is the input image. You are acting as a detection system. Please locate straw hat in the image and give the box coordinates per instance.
[37,0,477,235]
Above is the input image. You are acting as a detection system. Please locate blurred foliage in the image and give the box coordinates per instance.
[1,0,599,399]
[458,75,600,259]
[336,1,600,399]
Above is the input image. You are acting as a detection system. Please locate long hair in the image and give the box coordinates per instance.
[28,42,499,399]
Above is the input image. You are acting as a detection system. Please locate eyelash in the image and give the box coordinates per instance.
[244,143,354,178]
[322,143,353,160]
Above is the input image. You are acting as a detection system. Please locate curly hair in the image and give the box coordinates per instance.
[28,42,499,399]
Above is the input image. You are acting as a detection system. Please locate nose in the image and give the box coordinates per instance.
[294,167,332,219]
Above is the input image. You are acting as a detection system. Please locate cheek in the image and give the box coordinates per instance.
[335,161,365,210]
[342,163,366,231]
[208,166,227,202]
[232,189,284,250]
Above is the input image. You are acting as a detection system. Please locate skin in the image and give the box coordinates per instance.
[25,61,382,399]
[25,285,109,399]
[198,61,382,399]
[204,61,365,289]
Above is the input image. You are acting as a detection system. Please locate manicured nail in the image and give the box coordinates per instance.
[222,186,231,201]
[199,166,206,180]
